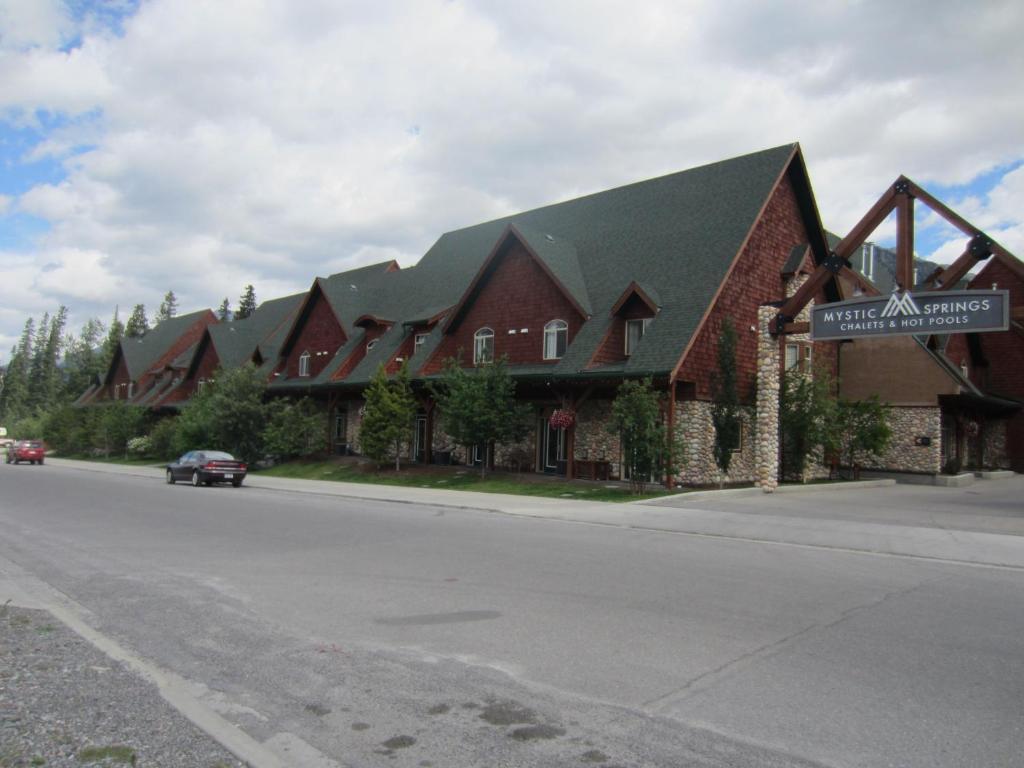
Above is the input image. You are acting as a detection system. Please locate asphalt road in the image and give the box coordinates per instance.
[1,462,1022,767]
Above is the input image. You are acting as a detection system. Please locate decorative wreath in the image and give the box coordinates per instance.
[549,408,576,430]
[965,420,980,438]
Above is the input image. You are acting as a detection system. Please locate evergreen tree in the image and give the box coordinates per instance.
[63,317,106,400]
[217,298,231,321]
[40,306,67,407]
[27,312,51,410]
[431,356,530,478]
[103,308,124,370]
[358,363,416,470]
[236,285,257,320]
[0,319,34,422]
[711,318,741,482]
[125,304,149,337]
[156,291,178,323]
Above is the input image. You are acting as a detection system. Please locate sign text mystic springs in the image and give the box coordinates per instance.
[810,290,1009,341]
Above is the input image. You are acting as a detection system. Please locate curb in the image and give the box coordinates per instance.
[0,555,325,768]
[637,478,896,505]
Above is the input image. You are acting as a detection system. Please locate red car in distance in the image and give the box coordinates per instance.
[6,440,45,465]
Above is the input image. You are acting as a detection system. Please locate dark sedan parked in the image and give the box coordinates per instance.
[166,450,247,487]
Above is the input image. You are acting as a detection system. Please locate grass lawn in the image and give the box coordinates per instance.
[260,457,675,503]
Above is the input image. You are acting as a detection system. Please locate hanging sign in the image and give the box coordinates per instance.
[810,289,1009,341]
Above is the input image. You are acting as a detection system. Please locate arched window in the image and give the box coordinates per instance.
[543,320,568,360]
[473,328,494,364]
[298,350,311,377]
[366,339,378,352]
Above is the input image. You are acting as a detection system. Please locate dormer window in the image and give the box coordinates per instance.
[474,328,494,364]
[543,320,568,360]
[366,339,378,352]
[414,333,428,355]
[625,318,652,355]
[298,351,311,377]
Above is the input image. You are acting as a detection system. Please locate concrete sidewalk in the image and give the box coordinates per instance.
[45,458,1024,571]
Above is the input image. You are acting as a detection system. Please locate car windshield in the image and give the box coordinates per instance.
[27,442,43,448]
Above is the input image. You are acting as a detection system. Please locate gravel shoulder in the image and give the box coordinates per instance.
[0,604,246,768]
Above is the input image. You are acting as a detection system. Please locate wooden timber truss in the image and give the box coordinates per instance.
[772,176,1018,336]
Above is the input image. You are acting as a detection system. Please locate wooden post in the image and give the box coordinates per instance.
[896,187,915,290]
[565,395,576,480]
[665,379,676,490]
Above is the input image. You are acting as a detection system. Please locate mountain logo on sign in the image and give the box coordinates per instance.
[880,291,922,318]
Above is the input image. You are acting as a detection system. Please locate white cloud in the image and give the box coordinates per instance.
[0,0,1022,361]
[0,0,72,50]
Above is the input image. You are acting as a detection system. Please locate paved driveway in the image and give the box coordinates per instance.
[644,475,1024,536]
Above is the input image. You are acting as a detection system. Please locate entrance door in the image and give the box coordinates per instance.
[413,415,427,463]
[539,418,565,474]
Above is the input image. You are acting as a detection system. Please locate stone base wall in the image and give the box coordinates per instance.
[674,400,756,486]
[343,399,365,454]
[857,406,942,474]
[492,417,537,471]
[574,400,621,479]
[983,421,1010,470]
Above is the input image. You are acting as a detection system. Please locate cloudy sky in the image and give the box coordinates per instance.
[1,0,1022,360]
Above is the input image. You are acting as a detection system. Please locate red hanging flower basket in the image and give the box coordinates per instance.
[549,408,575,430]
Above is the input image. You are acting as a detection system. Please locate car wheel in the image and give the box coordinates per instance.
[232,478,243,488]
[191,470,201,487]
[166,469,175,484]
[38,458,43,465]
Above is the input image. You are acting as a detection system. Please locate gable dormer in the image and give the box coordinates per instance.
[588,281,660,367]
[422,225,590,373]
[330,314,395,381]
[382,306,450,375]
[278,279,347,380]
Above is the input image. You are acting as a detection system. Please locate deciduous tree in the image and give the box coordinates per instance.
[607,378,675,494]
[431,356,529,478]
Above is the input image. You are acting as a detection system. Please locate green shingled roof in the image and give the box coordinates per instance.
[510,223,592,316]
[207,292,306,371]
[116,309,213,381]
[273,144,806,388]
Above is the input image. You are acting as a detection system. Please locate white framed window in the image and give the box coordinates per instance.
[366,339,378,352]
[414,333,428,354]
[473,328,494,364]
[543,320,568,360]
[624,318,652,355]
[298,350,311,377]
[785,344,799,371]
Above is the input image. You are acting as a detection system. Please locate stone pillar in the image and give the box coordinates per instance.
[755,305,780,492]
